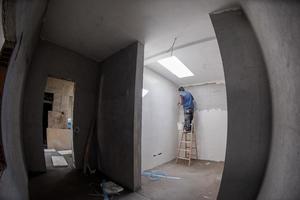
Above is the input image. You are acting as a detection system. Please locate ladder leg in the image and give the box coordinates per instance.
[194,129,198,159]
[189,129,193,166]
[176,133,184,163]
[185,133,187,158]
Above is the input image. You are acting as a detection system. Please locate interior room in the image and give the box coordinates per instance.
[1,1,300,200]
[141,32,227,199]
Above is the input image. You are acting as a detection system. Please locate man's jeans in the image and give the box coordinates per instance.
[184,108,194,132]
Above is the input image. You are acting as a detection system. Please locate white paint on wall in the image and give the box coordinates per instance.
[196,109,227,161]
[179,84,227,161]
[142,67,178,171]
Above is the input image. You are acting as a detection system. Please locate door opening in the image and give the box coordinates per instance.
[42,77,75,169]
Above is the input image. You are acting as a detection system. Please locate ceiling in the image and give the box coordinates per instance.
[145,38,224,86]
[42,0,235,85]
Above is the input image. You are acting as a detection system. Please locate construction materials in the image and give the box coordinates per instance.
[102,181,124,195]
[83,119,96,175]
[51,156,68,167]
[44,148,56,153]
[176,123,198,166]
[58,150,72,155]
[88,180,123,199]
[142,170,182,181]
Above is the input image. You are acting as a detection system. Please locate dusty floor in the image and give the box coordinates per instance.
[29,159,224,200]
[44,150,74,169]
[118,160,224,200]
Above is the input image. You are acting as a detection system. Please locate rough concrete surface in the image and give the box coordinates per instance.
[23,40,100,172]
[210,8,272,200]
[29,160,224,200]
[29,169,98,200]
[44,151,73,169]
[0,0,48,199]
[137,160,224,200]
[241,1,300,199]
[97,42,144,191]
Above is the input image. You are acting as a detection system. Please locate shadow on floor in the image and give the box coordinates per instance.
[29,169,102,200]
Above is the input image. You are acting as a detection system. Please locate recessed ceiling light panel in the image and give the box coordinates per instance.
[158,56,194,78]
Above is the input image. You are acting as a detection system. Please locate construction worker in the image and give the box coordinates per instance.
[178,87,194,132]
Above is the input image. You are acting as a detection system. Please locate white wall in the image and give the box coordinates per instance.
[142,67,178,170]
[179,83,227,161]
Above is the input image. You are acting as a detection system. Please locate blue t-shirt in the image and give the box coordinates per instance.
[180,91,194,110]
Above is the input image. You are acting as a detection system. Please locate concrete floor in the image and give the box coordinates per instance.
[29,160,224,200]
[119,160,224,200]
[44,150,74,169]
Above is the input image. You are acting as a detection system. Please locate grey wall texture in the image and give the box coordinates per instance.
[97,42,144,191]
[0,0,48,199]
[23,40,100,172]
[210,9,272,200]
[241,1,300,199]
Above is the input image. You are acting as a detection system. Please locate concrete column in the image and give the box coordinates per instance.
[97,42,144,191]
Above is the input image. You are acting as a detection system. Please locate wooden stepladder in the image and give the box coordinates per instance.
[176,123,198,166]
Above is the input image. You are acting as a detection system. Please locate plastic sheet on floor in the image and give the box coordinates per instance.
[142,170,182,181]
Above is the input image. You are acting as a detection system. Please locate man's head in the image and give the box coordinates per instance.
[178,87,185,92]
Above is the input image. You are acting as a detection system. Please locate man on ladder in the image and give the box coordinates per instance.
[177,87,197,166]
[178,87,194,132]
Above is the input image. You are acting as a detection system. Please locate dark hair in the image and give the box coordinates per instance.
[178,87,185,91]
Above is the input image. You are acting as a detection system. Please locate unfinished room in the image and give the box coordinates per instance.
[1,1,300,200]
[141,35,227,200]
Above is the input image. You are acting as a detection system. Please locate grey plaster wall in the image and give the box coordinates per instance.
[142,67,178,171]
[23,40,99,172]
[97,42,144,191]
[210,9,272,200]
[0,0,48,199]
[241,1,300,199]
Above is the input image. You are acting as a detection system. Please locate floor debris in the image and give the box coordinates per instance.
[58,150,72,155]
[205,162,211,165]
[51,156,68,167]
[44,149,56,153]
[102,181,124,195]
[88,180,123,199]
[142,170,182,181]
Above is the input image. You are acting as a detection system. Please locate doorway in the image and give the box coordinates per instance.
[42,77,75,169]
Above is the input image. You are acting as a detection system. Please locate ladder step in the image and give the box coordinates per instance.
[180,141,191,143]
[177,156,190,160]
[178,147,197,150]
[178,149,191,152]
[179,132,193,135]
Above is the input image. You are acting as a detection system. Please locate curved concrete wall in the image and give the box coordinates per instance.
[212,1,300,199]
[210,8,272,200]
[0,0,47,199]
[241,1,300,199]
